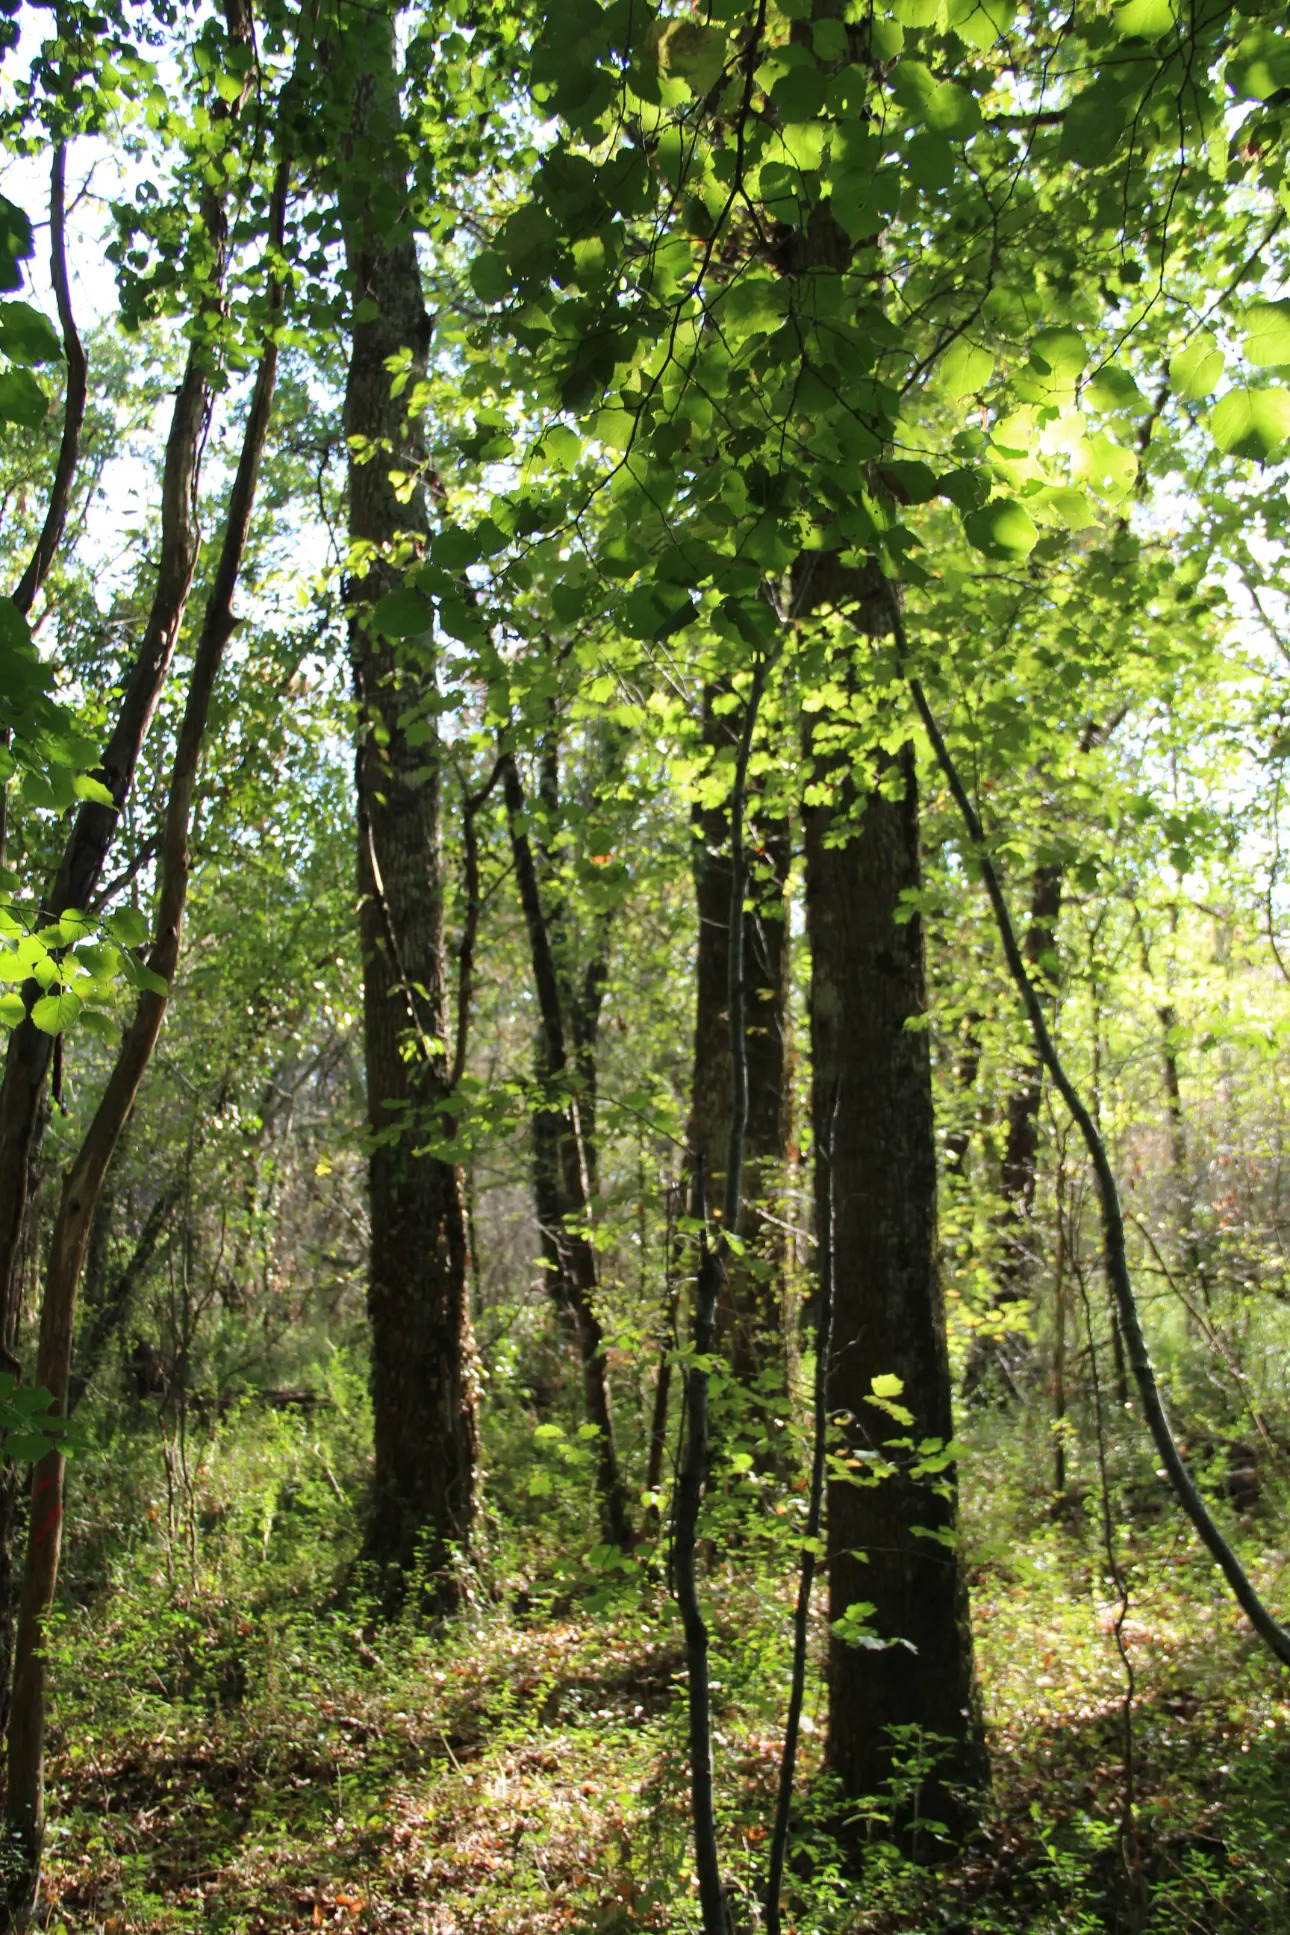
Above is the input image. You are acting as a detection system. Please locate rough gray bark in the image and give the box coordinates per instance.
[797,556,986,1831]
[341,17,478,1603]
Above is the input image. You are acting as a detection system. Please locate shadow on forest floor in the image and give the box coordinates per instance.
[36,1544,1290,1935]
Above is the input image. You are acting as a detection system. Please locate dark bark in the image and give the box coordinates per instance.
[961,864,1062,1400]
[500,752,631,1548]
[341,17,476,1604]
[0,9,252,1786]
[672,652,772,1935]
[797,556,985,1830]
[68,1176,182,1413]
[1,160,287,1914]
[766,1086,835,1933]
[688,686,792,1395]
[13,143,87,619]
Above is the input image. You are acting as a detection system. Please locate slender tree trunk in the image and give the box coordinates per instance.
[501,752,631,1547]
[688,686,792,1396]
[0,2,252,1767]
[0,160,287,1916]
[961,864,1062,1399]
[797,557,985,1832]
[340,12,476,1604]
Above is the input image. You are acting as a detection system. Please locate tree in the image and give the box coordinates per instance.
[330,0,478,1603]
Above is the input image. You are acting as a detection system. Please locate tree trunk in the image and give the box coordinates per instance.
[501,752,631,1548]
[0,156,286,1915]
[688,685,792,1396]
[341,12,477,1605]
[798,560,985,1832]
[0,1,252,1772]
[961,863,1062,1399]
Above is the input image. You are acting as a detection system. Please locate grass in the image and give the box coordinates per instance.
[30,1393,1290,1934]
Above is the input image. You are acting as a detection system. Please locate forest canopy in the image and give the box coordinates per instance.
[0,0,1289,1928]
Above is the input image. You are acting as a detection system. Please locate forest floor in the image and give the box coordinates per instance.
[33,1416,1290,1935]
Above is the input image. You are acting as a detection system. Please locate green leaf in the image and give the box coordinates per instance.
[890,60,936,114]
[1244,302,1290,371]
[29,989,81,1035]
[78,1010,120,1041]
[871,1373,904,1399]
[1072,433,1138,502]
[904,132,955,190]
[947,0,1016,48]
[105,908,150,948]
[1029,326,1086,382]
[469,252,510,303]
[1041,487,1098,530]
[0,368,48,429]
[0,301,61,365]
[1169,334,1224,401]
[1227,29,1290,103]
[1084,363,1143,411]
[1059,81,1129,166]
[0,196,33,294]
[1210,389,1290,462]
[0,992,24,1027]
[662,21,729,95]
[72,773,114,807]
[1112,0,1177,37]
[371,588,435,638]
[543,424,581,470]
[772,63,828,123]
[431,527,482,571]
[923,80,981,138]
[941,339,994,398]
[963,498,1039,560]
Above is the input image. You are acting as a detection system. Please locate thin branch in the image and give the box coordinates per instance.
[765,1083,837,1935]
[898,599,1290,1671]
[13,142,88,616]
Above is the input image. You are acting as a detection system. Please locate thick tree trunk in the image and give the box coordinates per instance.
[688,686,792,1394]
[341,14,476,1604]
[798,561,985,1832]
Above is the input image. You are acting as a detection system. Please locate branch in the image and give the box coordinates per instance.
[765,1083,837,1934]
[898,603,1290,1671]
[12,142,88,616]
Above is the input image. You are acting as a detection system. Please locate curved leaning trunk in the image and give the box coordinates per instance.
[0,158,289,1920]
[0,2,254,1768]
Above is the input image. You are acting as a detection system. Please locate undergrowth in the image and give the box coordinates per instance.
[31,1374,1290,1934]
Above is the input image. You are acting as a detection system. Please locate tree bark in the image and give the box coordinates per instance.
[797,557,985,1832]
[500,751,631,1548]
[688,686,792,1395]
[0,0,252,1770]
[961,864,1062,1399]
[341,12,477,1604]
[0,155,287,1915]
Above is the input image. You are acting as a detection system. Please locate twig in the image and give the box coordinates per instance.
[896,593,1290,1670]
[765,1083,837,1934]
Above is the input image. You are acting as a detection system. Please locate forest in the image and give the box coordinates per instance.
[0,0,1289,1927]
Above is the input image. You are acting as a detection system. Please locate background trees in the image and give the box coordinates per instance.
[1,0,1290,1926]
